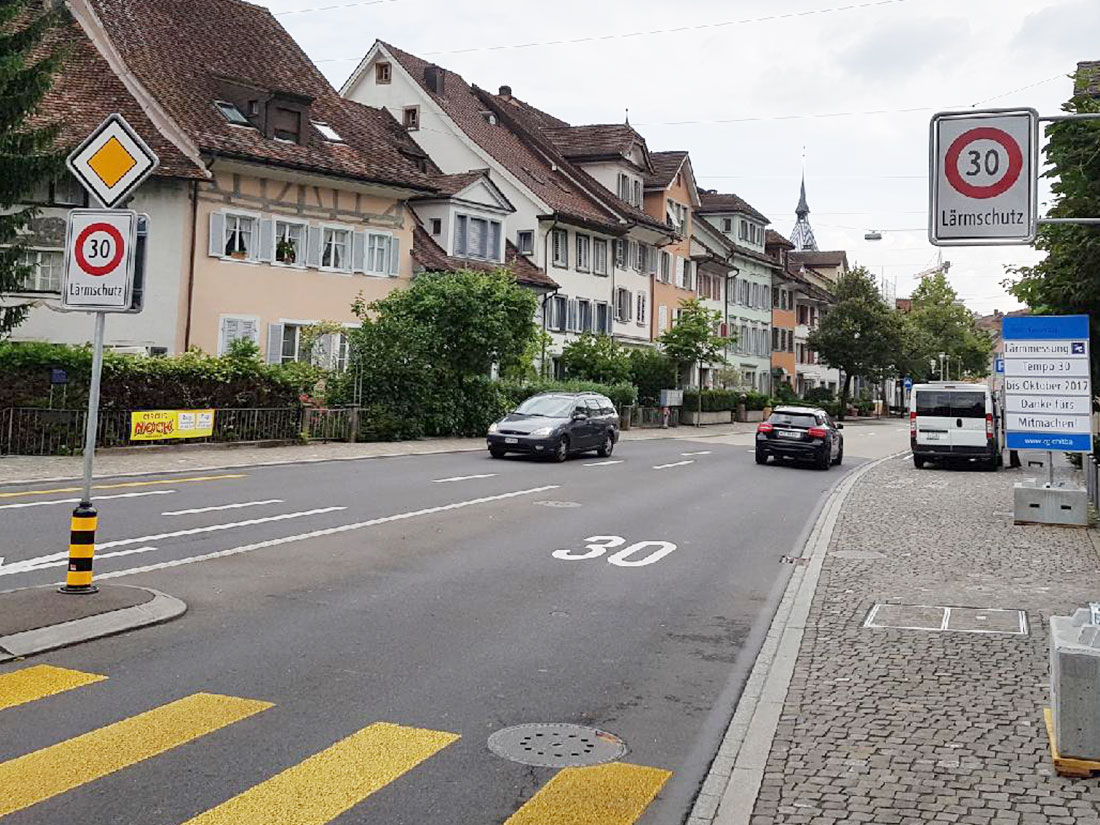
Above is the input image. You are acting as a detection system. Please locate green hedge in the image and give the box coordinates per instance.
[500,380,637,410]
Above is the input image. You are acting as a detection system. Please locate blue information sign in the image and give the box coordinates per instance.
[903,377,913,391]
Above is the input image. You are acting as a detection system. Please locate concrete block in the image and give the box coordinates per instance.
[1013,481,1089,526]
[1051,607,1100,760]
[1019,450,1052,470]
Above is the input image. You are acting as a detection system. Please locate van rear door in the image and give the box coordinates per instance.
[948,389,989,449]
[914,390,954,448]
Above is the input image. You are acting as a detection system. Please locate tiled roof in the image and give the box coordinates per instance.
[84,0,435,192]
[411,224,557,289]
[380,42,622,231]
[697,191,771,225]
[646,151,688,188]
[422,171,492,198]
[765,229,794,249]
[789,250,849,270]
[494,93,570,129]
[784,264,833,302]
[24,13,203,179]
[541,124,649,166]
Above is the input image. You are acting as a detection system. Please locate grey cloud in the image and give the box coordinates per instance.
[839,18,970,83]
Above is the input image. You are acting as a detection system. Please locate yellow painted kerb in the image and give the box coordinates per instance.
[505,761,673,825]
[0,665,106,712]
[0,474,247,499]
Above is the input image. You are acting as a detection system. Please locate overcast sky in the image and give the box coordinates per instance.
[260,0,1099,315]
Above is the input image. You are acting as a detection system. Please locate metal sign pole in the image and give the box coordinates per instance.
[82,312,105,505]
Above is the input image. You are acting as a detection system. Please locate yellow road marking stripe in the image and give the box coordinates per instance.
[182,722,459,825]
[0,691,272,817]
[0,665,107,712]
[0,474,247,499]
[504,762,672,825]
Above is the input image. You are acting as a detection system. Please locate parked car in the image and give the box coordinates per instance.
[487,392,620,461]
[909,383,1001,470]
[755,405,843,469]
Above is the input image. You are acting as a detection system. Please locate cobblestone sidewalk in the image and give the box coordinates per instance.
[742,456,1100,825]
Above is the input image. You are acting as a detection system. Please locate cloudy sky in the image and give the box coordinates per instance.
[260,0,1099,315]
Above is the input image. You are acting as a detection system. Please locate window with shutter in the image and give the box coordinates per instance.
[489,221,501,262]
[552,229,568,267]
[593,238,608,275]
[615,239,626,269]
[266,322,284,364]
[306,225,323,268]
[636,292,646,326]
[633,180,642,207]
[575,235,590,272]
[455,215,468,257]
[658,304,668,333]
[578,299,592,332]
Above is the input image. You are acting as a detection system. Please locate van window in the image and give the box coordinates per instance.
[915,390,986,418]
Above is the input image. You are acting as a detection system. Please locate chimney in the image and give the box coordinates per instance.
[498,85,512,99]
[424,65,445,96]
[1076,61,1100,98]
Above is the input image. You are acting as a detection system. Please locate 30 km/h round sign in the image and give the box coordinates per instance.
[944,127,1023,200]
[73,222,126,277]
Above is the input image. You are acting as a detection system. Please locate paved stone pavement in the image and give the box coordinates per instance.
[743,455,1100,825]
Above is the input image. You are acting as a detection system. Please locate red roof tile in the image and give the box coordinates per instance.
[646,151,688,188]
[541,124,650,168]
[697,190,771,225]
[411,224,557,289]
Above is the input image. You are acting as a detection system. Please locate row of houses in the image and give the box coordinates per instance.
[4,0,849,396]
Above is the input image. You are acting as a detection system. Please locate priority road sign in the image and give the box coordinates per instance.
[67,114,159,209]
[62,209,138,312]
[929,108,1038,246]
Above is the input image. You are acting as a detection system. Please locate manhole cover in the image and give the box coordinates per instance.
[535,500,582,508]
[487,723,626,767]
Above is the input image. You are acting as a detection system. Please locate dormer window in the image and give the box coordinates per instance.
[312,121,344,143]
[215,100,251,127]
[272,106,301,143]
[376,62,392,84]
[480,111,498,125]
[403,106,420,130]
[722,217,732,232]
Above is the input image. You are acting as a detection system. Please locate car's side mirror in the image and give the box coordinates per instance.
[572,412,587,421]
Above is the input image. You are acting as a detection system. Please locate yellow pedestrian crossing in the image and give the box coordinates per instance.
[0,665,106,712]
[182,722,459,825]
[0,691,272,817]
[504,761,673,825]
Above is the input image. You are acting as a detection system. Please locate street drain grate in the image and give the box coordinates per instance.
[864,604,1028,635]
[487,723,627,768]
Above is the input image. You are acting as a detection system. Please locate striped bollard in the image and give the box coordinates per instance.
[59,504,99,594]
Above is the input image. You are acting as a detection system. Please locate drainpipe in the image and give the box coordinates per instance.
[183,178,200,352]
[540,216,560,379]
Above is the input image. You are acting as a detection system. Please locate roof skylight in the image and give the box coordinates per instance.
[215,100,251,127]
[312,121,344,143]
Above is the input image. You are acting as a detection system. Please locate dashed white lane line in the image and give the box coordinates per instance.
[432,474,498,483]
[653,460,695,470]
[681,450,712,456]
[163,499,284,516]
[583,460,624,467]
[96,486,560,580]
[0,490,175,511]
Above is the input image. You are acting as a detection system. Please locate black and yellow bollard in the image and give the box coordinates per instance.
[59,503,98,594]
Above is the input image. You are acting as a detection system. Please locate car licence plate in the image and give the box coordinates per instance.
[778,430,802,440]
[505,437,519,444]
[922,432,941,441]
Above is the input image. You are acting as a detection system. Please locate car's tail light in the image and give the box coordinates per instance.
[910,411,917,438]
[808,426,828,439]
[986,413,994,439]
[757,422,773,434]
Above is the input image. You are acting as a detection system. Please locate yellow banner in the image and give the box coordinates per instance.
[130,409,215,441]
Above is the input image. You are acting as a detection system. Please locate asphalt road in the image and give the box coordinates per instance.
[0,421,907,825]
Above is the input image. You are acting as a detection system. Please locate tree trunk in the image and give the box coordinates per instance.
[838,373,853,421]
[697,359,703,427]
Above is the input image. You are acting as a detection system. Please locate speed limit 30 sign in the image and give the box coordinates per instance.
[61,209,138,311]
[929,108,1038,246]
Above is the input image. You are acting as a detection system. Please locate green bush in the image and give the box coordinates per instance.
[802,386,836,404]
[743,391,770,411]
[628,348,676,406]
[681,389,739,412]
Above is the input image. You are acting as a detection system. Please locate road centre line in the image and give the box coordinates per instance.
[653,460,695,470]
[0,474,247,499]
[432,474,497,483]
[95,486,560,581]
[163,499,284,516]
[582,460,624,467]
[0,490,175,511]
[681,450,712,456]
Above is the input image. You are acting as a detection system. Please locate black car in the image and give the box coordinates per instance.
[755,405,843,469]
[487,392,620,461]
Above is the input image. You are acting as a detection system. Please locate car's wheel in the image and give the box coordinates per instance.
[817,447,832,470]
[489,447,506,459]
[596,432,614,458]
[832,442,844,466]
[553,436,570,463]
[755,449,769,465]
[913,455,925,469]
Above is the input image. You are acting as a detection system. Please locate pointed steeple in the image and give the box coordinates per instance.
[790,171,818,252]
[796,176,810,218]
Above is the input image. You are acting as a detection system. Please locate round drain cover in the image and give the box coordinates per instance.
[488,723,627,768]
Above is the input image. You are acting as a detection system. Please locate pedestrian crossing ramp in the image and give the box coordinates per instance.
[1,664,671,823]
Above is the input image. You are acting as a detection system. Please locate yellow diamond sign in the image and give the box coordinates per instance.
[67,114,159,209]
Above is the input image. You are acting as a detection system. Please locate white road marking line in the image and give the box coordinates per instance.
[431,474,498,483]
[653,460,695,470]
[162,499,284,516]
[3,545,160,575]
[0,490,176,511]
[0,507,347,578]
[681,450,712,456]
[582,460,624,467]
[95,486,560,581]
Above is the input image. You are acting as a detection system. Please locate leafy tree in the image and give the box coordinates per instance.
[0,0,68,337]
[657,297,729,387]
[559,332,632,385]
[807,266,901,418]
[907,272,993,379]
[628,347,677,406]
[1008,64,1100,379]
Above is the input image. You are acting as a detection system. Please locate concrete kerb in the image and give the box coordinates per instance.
[686,451,906,825]
[0,586,186,663]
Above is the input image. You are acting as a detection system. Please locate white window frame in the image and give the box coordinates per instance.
[552,229,568,268]
[636,292,647,327]
[320,224,353,273]
[218,314,260,356]
[273,218,307,268]
[517,230,534,255]
[223,210,261,262]
[16,248,64,293]
[593,237,608,276]
[575,234,591,273]
[615,238,627,269]
[365,231,394,276]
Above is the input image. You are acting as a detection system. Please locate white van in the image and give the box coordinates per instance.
[909,383,1001,470]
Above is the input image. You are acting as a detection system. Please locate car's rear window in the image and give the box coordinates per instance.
[768,411,818,428]
[915,390,986,418]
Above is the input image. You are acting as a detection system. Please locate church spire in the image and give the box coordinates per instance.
[790,171,818,252]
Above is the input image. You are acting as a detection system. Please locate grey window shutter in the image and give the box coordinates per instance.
[220,316,237,355]
[257,218,275,263]
[352,230,366,273]
[489,222,501,262]
[388,237,401,276]
[266,323,284,364]
[455,216,467,257]
[306,226,322,268]
[241,318,258,344]
[209,212,226,257]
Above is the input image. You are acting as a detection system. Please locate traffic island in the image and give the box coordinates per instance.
[0,584,185,663]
